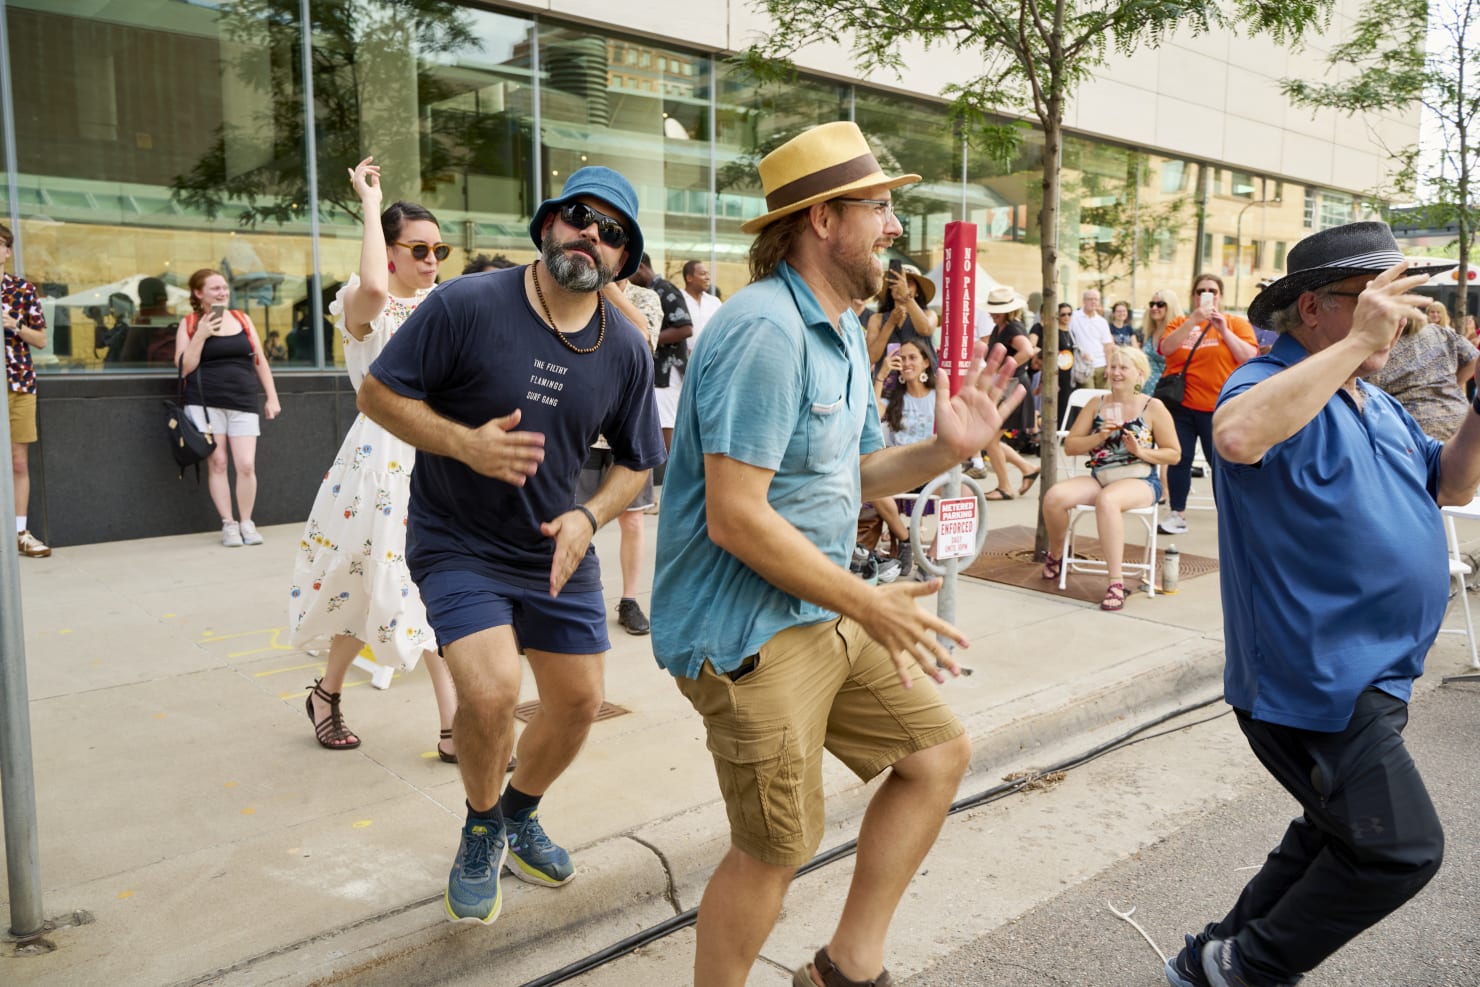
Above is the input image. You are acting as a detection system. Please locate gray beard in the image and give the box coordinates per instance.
[541,232,614,292]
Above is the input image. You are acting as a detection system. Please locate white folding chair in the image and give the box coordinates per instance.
[1185,444,1217,512]
[1439,508,1479,671]
[1059,502,1159,598]
[1056,388,1109,477]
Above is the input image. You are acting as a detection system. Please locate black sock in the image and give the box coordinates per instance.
[466,800,503,826]
[500,785,541,819]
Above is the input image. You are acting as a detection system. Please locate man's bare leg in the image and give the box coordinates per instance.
[821,735,971,982]
[510,648,605,795]
[440,626,523,811]
[693,845,794,987]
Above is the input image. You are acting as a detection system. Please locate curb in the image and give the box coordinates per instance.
[200,643,1229,987]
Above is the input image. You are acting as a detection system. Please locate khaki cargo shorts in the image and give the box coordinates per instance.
[676,616,964,868]
[7,389,36,444]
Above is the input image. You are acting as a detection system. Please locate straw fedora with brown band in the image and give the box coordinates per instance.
[740,121,921,235]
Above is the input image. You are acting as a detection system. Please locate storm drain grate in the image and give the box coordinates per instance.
[513,700,629,724]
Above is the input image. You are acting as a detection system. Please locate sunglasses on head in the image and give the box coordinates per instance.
[395,241,451,262]
[559,201,629,248]
[1148,300,1167,308]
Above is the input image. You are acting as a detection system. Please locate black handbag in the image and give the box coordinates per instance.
[164,362,214,480]
[1152,325,1212,406]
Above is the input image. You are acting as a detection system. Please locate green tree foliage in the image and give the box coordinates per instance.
[1283,0,1479,318]
[750,0,1333,548]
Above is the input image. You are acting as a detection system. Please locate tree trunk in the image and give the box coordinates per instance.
[1034,105,1063,558]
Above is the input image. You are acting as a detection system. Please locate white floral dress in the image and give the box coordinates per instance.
[288,276,435,668]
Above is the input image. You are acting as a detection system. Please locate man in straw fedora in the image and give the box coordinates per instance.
[1164,220,1480,987]
[651,121,1024,986]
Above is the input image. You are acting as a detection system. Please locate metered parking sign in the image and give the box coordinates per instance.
[935,497,978,560]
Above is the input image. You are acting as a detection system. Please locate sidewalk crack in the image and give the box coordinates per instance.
[627,834,681,914]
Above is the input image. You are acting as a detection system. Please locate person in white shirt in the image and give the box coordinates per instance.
[1068,288,1115,389]
[681,259,722,348]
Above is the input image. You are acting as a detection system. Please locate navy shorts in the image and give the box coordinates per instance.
[417,569,610,656]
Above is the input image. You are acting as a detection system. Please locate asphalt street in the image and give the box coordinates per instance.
[903,681,1480,987]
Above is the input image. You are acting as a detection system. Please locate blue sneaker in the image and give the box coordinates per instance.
[504,807,575,887]
[445,817,507,924]
[1166,933,1211,987]
[1201,938,1302,987]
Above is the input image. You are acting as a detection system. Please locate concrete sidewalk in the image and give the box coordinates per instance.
[3,493,1477,986]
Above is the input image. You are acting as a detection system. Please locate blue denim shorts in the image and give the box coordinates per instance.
[417,569,610,655]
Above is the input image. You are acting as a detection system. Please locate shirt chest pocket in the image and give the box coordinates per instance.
[805,395,851,473]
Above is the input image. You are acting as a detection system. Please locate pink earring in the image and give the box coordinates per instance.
[388,261,396,274]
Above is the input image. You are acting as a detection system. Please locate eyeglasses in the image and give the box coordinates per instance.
[835,197,896,219]
[558,201,630,248]
[394,241,451,262]
[1057,311,1072,318]
[1148,301,1167,309]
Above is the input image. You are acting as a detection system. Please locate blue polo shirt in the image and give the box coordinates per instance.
[1214,333,1448,731]
[651,261,884,678]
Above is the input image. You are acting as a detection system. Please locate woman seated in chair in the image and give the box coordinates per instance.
[1040,346,1180,611]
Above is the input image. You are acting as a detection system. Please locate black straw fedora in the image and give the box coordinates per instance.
[1248,221,1454,327]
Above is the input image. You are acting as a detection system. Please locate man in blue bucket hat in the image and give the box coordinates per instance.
[360,165,664,925]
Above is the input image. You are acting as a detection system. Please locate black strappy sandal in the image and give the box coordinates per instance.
[437,728,457,764]
[305,678,360,750]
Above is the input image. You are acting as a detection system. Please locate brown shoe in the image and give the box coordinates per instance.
[17,530,50,558]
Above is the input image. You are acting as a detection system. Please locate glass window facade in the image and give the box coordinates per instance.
[3,0,1374,376]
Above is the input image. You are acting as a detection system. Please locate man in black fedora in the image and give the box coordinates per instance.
[1165,220,1480,987]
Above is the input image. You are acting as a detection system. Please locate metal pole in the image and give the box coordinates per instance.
[708,53,717,282]
[0,0,22,276]
[0,0,45,941]
[530,17,543,203]
[299,0,325,369]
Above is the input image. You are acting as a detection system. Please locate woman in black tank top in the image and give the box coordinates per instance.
[175,267,281,548]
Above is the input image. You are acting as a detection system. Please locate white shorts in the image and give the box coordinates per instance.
[654,381,682,429]
[186,404,260,438]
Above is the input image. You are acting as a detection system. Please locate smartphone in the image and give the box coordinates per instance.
[209,303,226,320]
[1200,290,1215,310]
[886,342,902,358]
[888,258,903,278]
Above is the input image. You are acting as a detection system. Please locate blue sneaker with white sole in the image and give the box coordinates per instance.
[1166,932,1211,987]
[504,807,575,886]
[1201,938,1302,987]
[445,817,506,924]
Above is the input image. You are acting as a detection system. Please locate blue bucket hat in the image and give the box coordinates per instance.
[528,166,644,282]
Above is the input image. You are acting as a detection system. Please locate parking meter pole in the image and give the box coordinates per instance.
[0,394,43,938]
[936,221,978,632]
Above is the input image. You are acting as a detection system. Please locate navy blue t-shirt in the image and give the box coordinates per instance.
[368,267,665,593]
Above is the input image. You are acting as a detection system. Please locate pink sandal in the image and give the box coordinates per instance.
[1041,550,1062,581]
[1101,582,1126,611]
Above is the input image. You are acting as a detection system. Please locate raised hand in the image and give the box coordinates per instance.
[1350,262,1432,357]
[933,339,1025,459]
[348,156,383,214]
[461,408,546,484]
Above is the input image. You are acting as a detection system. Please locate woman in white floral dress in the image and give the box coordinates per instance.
[290,157,461,756]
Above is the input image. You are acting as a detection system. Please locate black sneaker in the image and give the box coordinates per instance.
[617,598,650,635]
[896,538,914,579]
[1201,938,1301,987]
[1165,933,1211,987]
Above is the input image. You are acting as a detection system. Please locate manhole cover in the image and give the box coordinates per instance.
[513,700,629,723]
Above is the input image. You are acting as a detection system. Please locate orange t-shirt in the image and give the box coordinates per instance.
[1158,314,1257,412]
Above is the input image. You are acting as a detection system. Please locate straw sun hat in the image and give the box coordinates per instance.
[741,122,920,235]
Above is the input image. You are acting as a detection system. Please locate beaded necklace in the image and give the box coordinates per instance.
[530,260,605,355]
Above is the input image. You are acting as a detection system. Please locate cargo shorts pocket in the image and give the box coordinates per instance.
[706,725,803,844]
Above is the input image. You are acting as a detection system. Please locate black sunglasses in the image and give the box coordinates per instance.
[559,201,629,248]
[1148,300,1167,308]
[394,241,451,262]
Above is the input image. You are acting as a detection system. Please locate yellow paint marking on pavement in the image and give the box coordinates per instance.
[241,807,257,815]
[163,612,177,618]
[352,820,373,829]
[58,629,73,635]
[224,781,238,788]
[420,751,438,759]
[153,713,167,720]
[117,890,134,900]
[256,660,328,678]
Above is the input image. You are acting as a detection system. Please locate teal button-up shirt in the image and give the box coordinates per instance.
[651,261,884,678]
